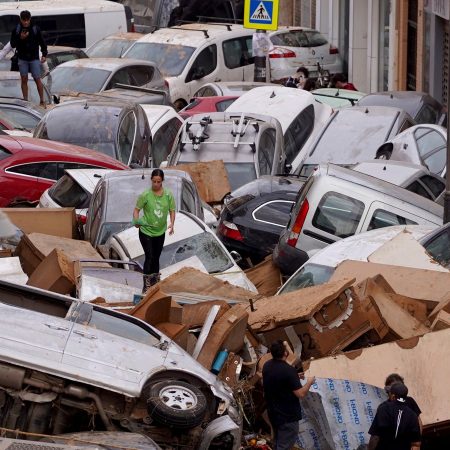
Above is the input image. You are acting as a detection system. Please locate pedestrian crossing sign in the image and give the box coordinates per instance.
[244,0,279,30]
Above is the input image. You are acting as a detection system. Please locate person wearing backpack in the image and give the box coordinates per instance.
[10,10,48,107]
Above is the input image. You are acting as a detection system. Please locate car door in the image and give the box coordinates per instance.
[360,202,422,232]
[413,127,447,176]
[0,302,73,364]
[5,162,54,205]
[63,304,166,386]
[251,197,295,253]
[184,44,218,100]
[221,35,254,82]
[117,110,139,166]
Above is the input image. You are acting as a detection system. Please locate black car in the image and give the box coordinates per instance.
[217,176,305,264]
[33,99,152,167]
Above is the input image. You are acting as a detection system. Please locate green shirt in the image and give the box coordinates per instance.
[135,188,175,237]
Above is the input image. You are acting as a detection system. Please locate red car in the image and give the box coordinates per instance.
[0,135,128,207]
[179,96,238,119]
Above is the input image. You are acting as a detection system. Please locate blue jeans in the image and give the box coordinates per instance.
[18,59,41,79]
[274,421,299,450]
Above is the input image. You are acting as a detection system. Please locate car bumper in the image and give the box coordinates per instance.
[273,239,309,276]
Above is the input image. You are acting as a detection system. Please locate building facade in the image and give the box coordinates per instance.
[311,0,448,103]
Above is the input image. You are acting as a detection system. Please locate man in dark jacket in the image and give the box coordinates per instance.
[262,340,315,450]
[10,10,47,106]
[368,382,421,450]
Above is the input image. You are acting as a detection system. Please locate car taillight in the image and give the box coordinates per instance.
[287,198,309,247]
[329,45,339,55]
[269,48,296,59]
[219,220,243,241]
[130,18,135,33]
[78,214,87,225]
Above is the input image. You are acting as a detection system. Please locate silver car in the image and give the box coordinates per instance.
[84,169,204,249]
[45,58,167,96]
[0,279,241,449]
[166,112,286,191]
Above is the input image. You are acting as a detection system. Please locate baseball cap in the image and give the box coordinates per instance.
[390,382,408,400]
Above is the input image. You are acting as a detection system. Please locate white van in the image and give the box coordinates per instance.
[273,163,444,275]
[123,23,255,109]
[0,0,128,50]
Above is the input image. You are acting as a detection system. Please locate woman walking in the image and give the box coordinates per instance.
[133,169,175,292]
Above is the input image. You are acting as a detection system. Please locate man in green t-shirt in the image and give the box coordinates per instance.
[133,169,175,292]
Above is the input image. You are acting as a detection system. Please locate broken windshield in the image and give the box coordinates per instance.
[137,231,233,273]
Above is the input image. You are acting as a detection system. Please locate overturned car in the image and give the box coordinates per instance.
[0,280,241,449]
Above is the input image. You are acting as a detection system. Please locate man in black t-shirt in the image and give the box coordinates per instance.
[368,382,421,450]
[262,340,315,450]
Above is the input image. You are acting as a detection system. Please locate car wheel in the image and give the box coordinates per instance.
[147,379,207,429]
[375,149,392,160]
[173,99,187,111]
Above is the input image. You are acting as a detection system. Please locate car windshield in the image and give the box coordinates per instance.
[45,67,111,94]
[0,79,50,103]
[98,221,133,246]
[279,263,335,293]
[137,231,233,274]
[48,175,90,208]
[109,177,177,218]
[124,42,195,76]
[87,39,136,58]
[36,106,119,158]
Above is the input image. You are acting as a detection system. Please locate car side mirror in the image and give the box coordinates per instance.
[284,162,292,174]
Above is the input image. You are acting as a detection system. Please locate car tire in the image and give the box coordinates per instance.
[147,379,207,429]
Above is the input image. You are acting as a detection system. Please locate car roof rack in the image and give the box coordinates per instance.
[171,26,209,38]
[182,113,258,150]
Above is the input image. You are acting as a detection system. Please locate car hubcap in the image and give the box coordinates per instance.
[159,385,198,410]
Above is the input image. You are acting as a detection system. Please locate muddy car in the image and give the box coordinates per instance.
[0,280,241,449]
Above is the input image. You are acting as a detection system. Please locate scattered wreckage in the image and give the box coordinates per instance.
[2,201,450,448]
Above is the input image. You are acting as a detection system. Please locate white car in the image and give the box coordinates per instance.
[226,86,332,169]
[107,211,258,293]
[277,224,439,294]
[140,104,184,168]
[353,160,445,205]
[374,124,447,178]
[268,27,343,82]
[123,24,255,109]
[0,279,242,449]
[38,168,117,224]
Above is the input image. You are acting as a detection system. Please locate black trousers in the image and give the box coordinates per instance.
[138,230,165,275]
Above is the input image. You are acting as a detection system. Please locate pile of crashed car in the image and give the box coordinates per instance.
[1,14,450,450]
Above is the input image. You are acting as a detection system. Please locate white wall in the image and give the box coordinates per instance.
[349,0,369,92]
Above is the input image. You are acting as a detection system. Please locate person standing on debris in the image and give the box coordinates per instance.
[10,10,48,107]
[368,382,421,450]
[133,169,175,293]
[385,373,422,432]
[262,340,315,450]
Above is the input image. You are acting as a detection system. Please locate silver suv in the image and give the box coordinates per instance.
[166,112,287,191]
[0,280,241,449]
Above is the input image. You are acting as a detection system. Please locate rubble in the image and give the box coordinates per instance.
[3,214,450,447]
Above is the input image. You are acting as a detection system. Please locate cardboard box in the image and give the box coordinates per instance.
[168,160,230,204]
[1,208,78,239]
[15,233,105,276]
[27,248,75,295]
[331,260,448,311]
[244,255,282,297]
[306,328,450,427]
